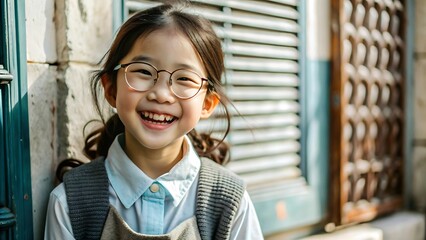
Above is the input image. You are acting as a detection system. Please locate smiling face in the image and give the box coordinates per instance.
[102,26,219,158]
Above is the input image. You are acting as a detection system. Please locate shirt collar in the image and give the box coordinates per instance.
[105,134,200,208]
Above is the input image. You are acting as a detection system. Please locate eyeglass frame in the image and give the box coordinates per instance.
[113,61,214,100]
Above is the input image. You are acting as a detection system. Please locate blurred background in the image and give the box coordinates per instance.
[1,0,425,239]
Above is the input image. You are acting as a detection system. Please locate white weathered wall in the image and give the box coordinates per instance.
[26,0,57,238]
[55,0,113,161]
[26,0,112,239]
[413,0,426,214]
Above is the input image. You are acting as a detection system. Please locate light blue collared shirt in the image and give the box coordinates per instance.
[44,134,263,239]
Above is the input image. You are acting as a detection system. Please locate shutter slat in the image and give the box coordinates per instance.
[227,87,298,101]
[241,167,301,186]
[196,113,300,132]
[266,0,298,7]
[224,42,298,59]
[232,100,299,115]
[231,140,300,160]
[248,177,308,198]
[229,126,301,145]
[231,114,300,130]
[197,8,298,32]
[126,1,158,12]
[214,26,298,46]
[193,0,298,19]
[226,57,298,72]
[227,72,299,86]
[226,154,300,173]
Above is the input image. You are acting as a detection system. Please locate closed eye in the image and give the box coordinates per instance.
[177,77,197,83]
[133,69,152,76]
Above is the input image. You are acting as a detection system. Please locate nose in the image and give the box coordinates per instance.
[146,71,176,103]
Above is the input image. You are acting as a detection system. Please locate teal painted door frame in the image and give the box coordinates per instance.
[0,0,33,239]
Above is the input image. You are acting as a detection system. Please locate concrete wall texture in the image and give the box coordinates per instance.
[24,0,426,239]
[26,0,112,239]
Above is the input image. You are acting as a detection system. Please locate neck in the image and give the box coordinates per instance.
[123,135,186,179]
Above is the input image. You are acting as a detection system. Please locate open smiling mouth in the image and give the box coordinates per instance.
[140,111,177,125]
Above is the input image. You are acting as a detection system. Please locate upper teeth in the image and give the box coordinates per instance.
[143,112,173,121]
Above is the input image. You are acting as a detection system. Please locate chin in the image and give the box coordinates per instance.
[139,138,184,150]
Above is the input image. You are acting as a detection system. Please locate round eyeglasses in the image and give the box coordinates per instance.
[113,62,212,99]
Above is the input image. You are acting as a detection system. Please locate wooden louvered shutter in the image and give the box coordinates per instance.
[191,0,302,193]
[330,0,405,226]
[125,0,320,235]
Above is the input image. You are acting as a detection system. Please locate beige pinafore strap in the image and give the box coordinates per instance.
[100,207,201,240]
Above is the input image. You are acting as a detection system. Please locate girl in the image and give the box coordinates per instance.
[45,2,263,240]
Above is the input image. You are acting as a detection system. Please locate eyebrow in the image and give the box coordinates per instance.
[130,55,151,62]
[129,55,203,74]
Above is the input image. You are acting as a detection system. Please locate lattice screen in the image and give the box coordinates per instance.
[330,0,405,225]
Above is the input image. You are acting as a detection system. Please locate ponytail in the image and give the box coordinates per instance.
[188,129,230,165]
[56,114,124,182]
[84,114,124,159]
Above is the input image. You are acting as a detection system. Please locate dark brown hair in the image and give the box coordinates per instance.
[57,3,232,181]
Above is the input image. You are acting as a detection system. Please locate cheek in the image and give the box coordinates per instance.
[181,98,205,119]
[115,87,139,111]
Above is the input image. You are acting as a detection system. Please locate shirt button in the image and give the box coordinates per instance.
[150,183,160,193]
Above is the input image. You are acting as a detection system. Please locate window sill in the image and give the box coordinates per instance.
[300,211,425,240]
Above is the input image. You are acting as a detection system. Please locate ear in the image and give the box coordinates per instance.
[201,92,220,119]
[101,74,117,108]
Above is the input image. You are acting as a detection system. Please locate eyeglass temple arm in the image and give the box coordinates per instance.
[204,78,216,91]
[113,64,125,71]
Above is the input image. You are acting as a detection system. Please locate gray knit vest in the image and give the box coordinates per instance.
[63,157,245,240]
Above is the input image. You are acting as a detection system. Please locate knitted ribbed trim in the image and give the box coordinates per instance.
[196,158,245,240]
[64,158,110,240]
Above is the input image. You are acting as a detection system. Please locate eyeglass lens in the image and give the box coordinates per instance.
[124,62,204,99]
